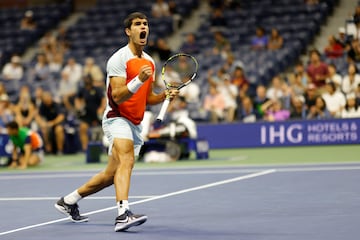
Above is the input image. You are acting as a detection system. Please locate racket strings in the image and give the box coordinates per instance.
[164,56,197,87]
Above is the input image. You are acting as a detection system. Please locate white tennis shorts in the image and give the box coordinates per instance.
[102,117,143,156]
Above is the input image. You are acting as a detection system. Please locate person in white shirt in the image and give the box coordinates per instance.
[322,81,346,117]
[326,63,342,92]
[151,0,170,18]
[342,63,360,95]
[216,73,238,122]
[61,57,83,85]
[1,55,24,81]
[341,93,360,118]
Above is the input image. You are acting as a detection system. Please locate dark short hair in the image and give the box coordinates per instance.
[6,121,19,130]
[124,12,147,29]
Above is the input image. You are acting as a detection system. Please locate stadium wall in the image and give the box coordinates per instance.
[197,118,360,149]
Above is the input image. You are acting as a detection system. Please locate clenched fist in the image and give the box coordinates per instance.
[138,65,153,82]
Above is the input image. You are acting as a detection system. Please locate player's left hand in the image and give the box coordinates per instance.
[165,89,179,101]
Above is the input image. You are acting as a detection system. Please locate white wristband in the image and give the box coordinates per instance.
[127,76,143,93]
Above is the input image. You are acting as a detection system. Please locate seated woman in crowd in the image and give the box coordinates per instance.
[267,28,283,50]
[306,96,332,119]
[261,99,290,122]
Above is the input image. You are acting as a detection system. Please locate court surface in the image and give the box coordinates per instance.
[1,162,360,240]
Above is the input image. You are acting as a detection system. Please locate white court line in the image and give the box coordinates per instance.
[0,196,156,201]
[0,169,276,236]
[2,164,360,180]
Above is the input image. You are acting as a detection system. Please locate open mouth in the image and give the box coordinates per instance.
[140,31,146,39]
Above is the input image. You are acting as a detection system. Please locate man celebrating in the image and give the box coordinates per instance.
[55,12,179,232]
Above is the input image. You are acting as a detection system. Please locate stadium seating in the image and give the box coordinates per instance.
[0,0,72,68]
[188,0,336,92]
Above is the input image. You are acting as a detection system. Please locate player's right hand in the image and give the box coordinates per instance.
[138,65,153,82]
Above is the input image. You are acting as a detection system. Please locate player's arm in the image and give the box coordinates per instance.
[111,65,153,105]
[110,76,133,104]
[146,83,179,105]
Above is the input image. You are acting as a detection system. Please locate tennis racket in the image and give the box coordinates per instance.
[156,53,199,121]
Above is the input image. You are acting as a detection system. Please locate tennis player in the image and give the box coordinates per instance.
[6,121,44,169]
[55,12,179,231]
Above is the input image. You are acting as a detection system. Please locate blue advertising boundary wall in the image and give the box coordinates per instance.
[197,118,360,149]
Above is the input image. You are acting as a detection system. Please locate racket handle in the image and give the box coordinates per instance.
[156,98,170,122]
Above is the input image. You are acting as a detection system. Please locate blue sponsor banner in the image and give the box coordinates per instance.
[197,118,360,149]
[0,134,11,157]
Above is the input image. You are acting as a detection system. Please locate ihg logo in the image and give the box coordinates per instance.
[260,124,303,144]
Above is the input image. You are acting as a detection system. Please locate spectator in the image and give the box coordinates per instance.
[267,28,283,50]
[59,67,79,111]
[322,81,346,117]
[48,52,64,74]
[20,10,36,30]
[61,57,83,86]
[341,93,360,118]
[207,67,228,86]
[266,75,288,102]
[238,96,256,123]
[231,66,249,99]
[33,86,44,109]
[152,38,172,62]
[0,94,14,130]
[33,53,50,82]
[216,74,238,122]
[289,72,306,97]
[1,55,24,81]
[0,83,7,96]
[74,75,105,151]
[35,91,65,154]
[306,49,329,88]
[223,53,245,75]
[336,27,351,51]
[347,38,360,63]
[290,95,306,120]
[179,81,200,104]
[210,8,227,31]
[303,83,318,112]
[324,35,344,59]
[253,85,269,119]
[293,60,310,87]
[203,84,225,123]
[180,33,200,55]
[151,0,170,18]
[251,26,268,50]
[326,64,342,92]
[353,5,360,25]
[306,96,332,119]
[6,121,43,169]
[83,57,105,87]
[341,63,360,95]
[168,0,182,31]
[212,31,231,59]
[13,85,37,130]
[261,99,290,122]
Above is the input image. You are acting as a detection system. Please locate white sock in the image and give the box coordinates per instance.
[117,200,129,216]
[64,190,82,205]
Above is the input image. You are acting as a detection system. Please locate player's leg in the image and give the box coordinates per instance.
[112,120,147,232]
[77,154,117,197]
[54,154,117,222]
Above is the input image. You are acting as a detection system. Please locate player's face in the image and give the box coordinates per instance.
[127,18,149,46]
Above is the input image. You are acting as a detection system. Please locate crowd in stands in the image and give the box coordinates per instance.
[1,0,360,157]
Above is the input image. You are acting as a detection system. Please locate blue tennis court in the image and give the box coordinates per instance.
[1,164,360,240]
